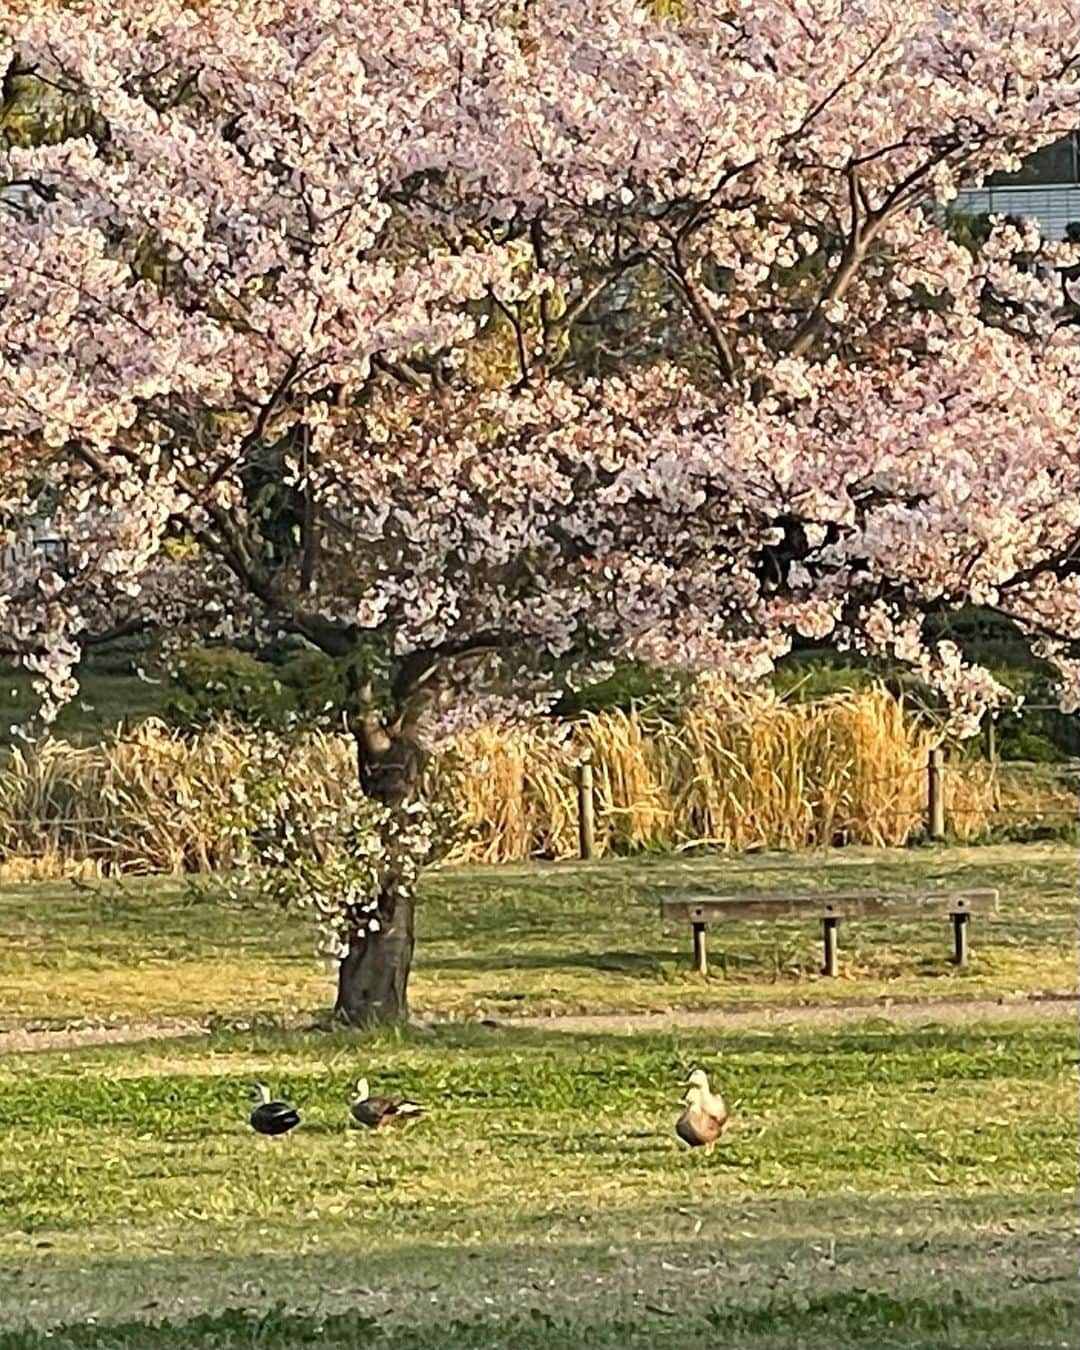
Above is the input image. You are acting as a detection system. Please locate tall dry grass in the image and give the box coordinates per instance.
[0,720,355,879]
[0,687,1026,880]
[443,684,999,862]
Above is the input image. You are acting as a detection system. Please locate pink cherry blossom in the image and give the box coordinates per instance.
[2,1,1079,1014]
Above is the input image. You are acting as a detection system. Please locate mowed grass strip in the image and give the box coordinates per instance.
[0,1020,1075,1346]
[1,843,1076,1027]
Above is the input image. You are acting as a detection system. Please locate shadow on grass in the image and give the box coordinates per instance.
[192,1013,1078,1063]
[1,1298,1075,1350]
[1,1212,1076,1350]
[424,948,670,975]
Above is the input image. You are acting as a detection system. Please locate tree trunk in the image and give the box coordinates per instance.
[334,710,426,1026]
[335,896,415,1025]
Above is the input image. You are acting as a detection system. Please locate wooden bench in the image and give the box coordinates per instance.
[659,889,1000,976]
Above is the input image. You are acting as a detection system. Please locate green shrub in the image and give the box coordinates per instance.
[553,661,690,718]
[167,647,296,728]
[276,648,346,720]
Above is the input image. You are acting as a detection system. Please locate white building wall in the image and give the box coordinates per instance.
[954,185,1080,240]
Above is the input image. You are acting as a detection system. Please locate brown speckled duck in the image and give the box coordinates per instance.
[675,1068,728,1152]
[349,1077,423,1129]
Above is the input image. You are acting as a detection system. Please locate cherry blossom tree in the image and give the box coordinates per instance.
[2,1,1079,1021]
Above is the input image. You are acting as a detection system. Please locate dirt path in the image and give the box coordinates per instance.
[1,994,1076,1055]
[0,1017,206,1056]
[508,994,1080,1035]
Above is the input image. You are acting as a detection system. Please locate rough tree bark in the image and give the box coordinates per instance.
[335,901,415,1026]
[334,712,426,1026]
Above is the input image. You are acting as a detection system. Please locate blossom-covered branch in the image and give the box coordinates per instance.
[2,0,1079,1016]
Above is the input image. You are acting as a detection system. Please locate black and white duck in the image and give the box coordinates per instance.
[248,1082,301,1137]
[349,1076,422,1129]
[675,1068,728,1152]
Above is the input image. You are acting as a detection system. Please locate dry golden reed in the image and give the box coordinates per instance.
[445,683,999,862]
[0,719,356,879]
[0,687,1018,880]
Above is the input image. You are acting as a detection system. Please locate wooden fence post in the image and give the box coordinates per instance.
[821,914,839,978]
[576,759,596,860]
[691,922,708,977]
[951,911,970,966]
[984,714,997,767]
[927,747,946,841]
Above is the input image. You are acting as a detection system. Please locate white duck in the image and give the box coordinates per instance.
[675,1068,728,1152]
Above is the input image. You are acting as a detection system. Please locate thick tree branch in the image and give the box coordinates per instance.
[298,424,319,593]
[787,167,875,358]
[491,293,530,386]
[666,234,738,382]
[529,216,554,347]
[999,531,1080,590]
[371,351,430,391]
[390,629,515,704]
[81,617,151,648]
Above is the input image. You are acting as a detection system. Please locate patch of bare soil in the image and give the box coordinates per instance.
[2,993,1076,1055]
[506,995,1079,1035]
[0,1017,206,1055]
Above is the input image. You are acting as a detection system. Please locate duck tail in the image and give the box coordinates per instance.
[398,1101,423,1116]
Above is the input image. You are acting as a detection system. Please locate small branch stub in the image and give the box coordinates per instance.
[576,759,596,861]
[984,714,997,767]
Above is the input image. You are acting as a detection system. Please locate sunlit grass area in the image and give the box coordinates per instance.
[0,844,1075,1028]
[0,1019,1076,1348]
[2,841,1076,1346]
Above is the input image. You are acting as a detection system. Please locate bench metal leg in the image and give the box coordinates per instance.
[952,912,970,966]
[822,915,839,977]
[692,922,708,976]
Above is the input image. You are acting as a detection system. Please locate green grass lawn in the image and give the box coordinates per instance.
[0,666,167,746]
[0,843,1075,1028]
[0,1019,1076,1349]
[1,843,1077,1347]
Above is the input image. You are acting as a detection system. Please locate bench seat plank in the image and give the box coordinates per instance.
[660,889,999,924]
